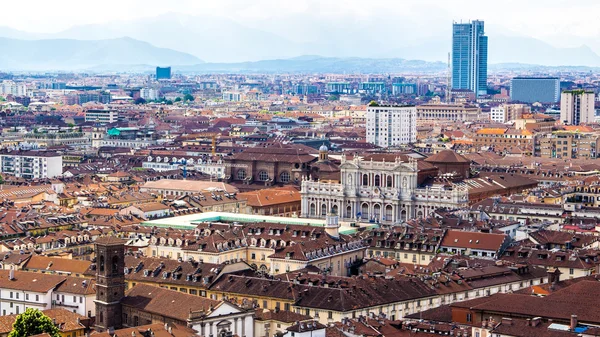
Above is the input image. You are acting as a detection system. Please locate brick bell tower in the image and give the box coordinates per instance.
[94,237,126,332]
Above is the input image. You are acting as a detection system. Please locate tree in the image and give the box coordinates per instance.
[327,94,339,101]
[9,308,61,337]
[368,100,379,107]
[174,97,182,102]
[183,94,194,102]
[134,97,146,105]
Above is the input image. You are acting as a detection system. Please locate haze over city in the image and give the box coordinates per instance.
[1,0,600,65]
[1,2,600,337]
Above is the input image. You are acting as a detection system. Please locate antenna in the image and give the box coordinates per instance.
[446,51,451,103]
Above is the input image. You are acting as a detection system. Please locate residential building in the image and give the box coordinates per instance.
[452,20,488,96]
[510,77,560,103]
[156,66,171,80]
[84,109,119,124]
[392,83,418,95]
[0,81,27,96]
[439,230,509,258]
[473,128,534,154]
[139,88,158,101]
[560,90,595,125]
[366,105,417,147]
[535,130,600,159]
[0,270,65,316]
[0,151,63,179]
[490,106,506,123]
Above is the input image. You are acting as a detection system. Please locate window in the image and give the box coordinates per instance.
[10,292,13,299]
[190,289,197,295]
[25,294,29,301]
[467,313,472,322]
[263,300,268,309]
[570,268,574,275]
[73,296,76,302]
[237,169,247,180]
[374,175,381,187]
[15,307,18,314]
[305,309,310,316]
[15,293,18,299]
[80,297,83,303]
[328,311,333,319]
[362,174,369,186]
[280,171,291,183]
[285,303,291,311]
[258,171,269,181]
[251,253,256,259]
[386,176,393,187]
[36,295,39,302]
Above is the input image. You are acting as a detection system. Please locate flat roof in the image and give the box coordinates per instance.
[141,211,374,234]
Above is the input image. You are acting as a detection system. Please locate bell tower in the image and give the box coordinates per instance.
[94,237,126,332]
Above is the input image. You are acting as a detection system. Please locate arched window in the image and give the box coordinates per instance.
[332,205,338,215]
[99,255,105,272]
[374,175,381,187]
[346,206,352,218]
[362,174,369,186]
[258,171,269,181]
[310,204,316,216]
[237,169,247,180]
[387,176,393,188]
[361,203,369,219]
[321,204,327,216]
[99,311,103,323]
[112,256,119,275]
[280,171,291,183]
[385,205,393,221]
[373,204,381,220]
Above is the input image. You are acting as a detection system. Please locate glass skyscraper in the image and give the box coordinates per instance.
[452,20,488,97]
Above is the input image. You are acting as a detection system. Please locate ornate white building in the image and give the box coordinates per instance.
[301,155,468,223]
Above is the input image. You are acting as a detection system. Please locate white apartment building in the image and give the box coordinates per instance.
[84,109,119,124]
[366,105,417,147]
[0,81,27,96]
[140,88,159,101]
[222,91,242,102]
[0,151,63,179]
[561,90,596,125]
[490,106,507,123]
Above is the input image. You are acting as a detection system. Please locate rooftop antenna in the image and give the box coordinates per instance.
[446,51,451,103]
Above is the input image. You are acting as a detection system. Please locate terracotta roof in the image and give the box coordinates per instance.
[238,186,301,207]
[0,270,66,293]
[23,256,92,275]
[440,230,507,252]
[424,150,470,163]
[54,276,95,295]
[121,284,222,322]
[90,323,197,337]
[94,236,127,246]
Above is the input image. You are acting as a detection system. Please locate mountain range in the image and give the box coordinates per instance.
[1,13,600,71]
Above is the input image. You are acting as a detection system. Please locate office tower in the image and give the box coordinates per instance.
[510,77,560,103]
[452,20,488,97]
[156,66,172,80]
[560,90,596,125]
[366,105,417,147]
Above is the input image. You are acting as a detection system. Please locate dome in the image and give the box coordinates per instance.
[319,144,328,152]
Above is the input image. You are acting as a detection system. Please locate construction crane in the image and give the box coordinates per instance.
[193,132,220,156]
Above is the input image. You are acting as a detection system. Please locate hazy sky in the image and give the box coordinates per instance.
[2,0,599,47]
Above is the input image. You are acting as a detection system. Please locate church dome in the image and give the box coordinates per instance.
[319,144,328,152]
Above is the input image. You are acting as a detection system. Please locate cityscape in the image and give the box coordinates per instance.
[1,1,600,337]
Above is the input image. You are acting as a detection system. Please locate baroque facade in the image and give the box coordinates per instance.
[301,155,468,223]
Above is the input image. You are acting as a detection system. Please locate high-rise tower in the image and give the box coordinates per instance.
[452,20,488,97]
[94,237,126,332]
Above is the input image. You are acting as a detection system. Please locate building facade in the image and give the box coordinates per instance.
[301,155,469,223]
[0,151,63,179]
[560,90,596,125]
[510,77,560,103]
[416,103,480,122]
[85,109,119,124]
[366,105,417,147]
[452,20,488,96]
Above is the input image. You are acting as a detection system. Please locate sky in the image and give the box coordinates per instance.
[2,0,599,48]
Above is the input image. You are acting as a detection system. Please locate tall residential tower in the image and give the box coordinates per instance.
[452,20,488,97]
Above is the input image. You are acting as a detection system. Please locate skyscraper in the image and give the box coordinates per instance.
[452,20,488,97]
[156,66,171,80]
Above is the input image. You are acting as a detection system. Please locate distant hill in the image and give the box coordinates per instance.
[0,37,203,71]
[177,56,447,74]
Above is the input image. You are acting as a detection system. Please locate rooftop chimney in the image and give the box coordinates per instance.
[571,315,578,331]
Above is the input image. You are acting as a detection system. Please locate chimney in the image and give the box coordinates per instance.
[531,317,541,327]
[8,269,14,281]
[571,315,578,330]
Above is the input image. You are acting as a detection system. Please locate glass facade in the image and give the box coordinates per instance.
[452,20,488,96]
[510,77,560,103]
